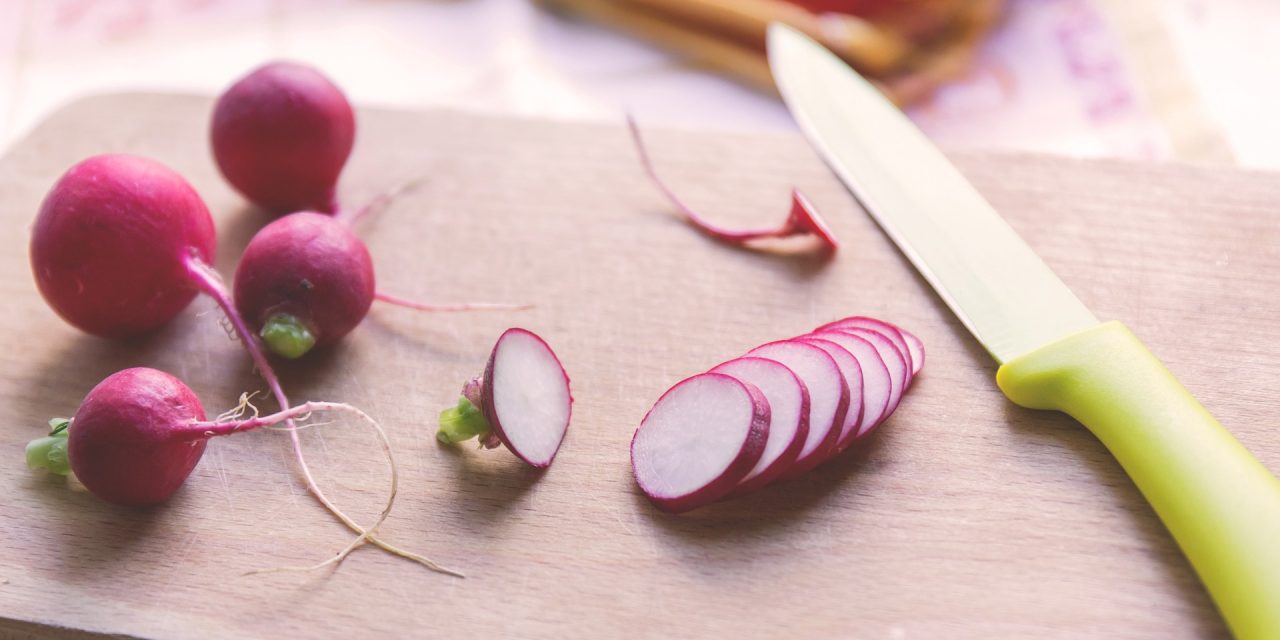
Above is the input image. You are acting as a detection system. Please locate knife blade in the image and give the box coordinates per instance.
[766,22,1280,639]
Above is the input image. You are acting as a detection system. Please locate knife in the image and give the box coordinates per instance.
[766,23,1280,639]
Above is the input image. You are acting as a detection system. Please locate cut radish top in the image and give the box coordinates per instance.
[746,340,848,475]
[631,373,769,513]
[710,357,809,493]
[810,330,892,440]
[796,337,865,452]
[483,328,572,468]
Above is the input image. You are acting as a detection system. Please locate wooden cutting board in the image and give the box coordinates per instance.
[2,94,1278,639]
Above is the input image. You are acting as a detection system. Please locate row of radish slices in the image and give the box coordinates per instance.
[632,316,923,513]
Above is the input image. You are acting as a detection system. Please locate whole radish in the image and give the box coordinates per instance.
[234,212,375,358]
[26,367,457,576]
[211,61,355,215]
[30,154,216,338]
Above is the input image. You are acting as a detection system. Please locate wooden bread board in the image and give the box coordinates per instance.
[2,93,1278,639]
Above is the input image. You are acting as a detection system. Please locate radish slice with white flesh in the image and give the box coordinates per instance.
[900,329,925,376]
[794,337,864,455]
[819,317,914,387]
[809,330,893,440]
[631,373,770,513]
[824,327,907,422]
[746,340,848,476]
[710,357,810,494]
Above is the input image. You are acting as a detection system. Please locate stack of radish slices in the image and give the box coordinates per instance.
[631,316,922,513]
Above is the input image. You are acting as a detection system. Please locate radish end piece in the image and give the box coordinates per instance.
[483,328,572,468]
[260,313,316,359]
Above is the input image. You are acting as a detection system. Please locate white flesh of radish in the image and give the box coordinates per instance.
[823,317,914,386]
[746,340,847,471]
[826,327,907,418]
[795,337,863,452]
[487,329,572,467]
[810,330,893,440]
[631,373,768,511]
[711,357,808,490]
[901,329,925,376]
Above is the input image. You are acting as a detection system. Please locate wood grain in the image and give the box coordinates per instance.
[2,94,1278,639]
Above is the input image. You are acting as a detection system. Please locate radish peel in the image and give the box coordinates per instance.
[437,328,572,467]
[627,115,838,255]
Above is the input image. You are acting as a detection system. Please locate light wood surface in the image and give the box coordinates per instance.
[2,94,1278,639]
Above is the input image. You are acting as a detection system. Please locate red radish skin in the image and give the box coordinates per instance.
[211,61,355,214]
[746,340,848,476]
[30,154,216,338]
[809,330,892,441]
[710,357,810,494]
[819,316,914,386]
[795,337,865,455]
[233,211,375,357]
[631,373,769,513]
[826,327,907,420]
[627,116,838,255]
[480,329,573,468]
[67,368,209,507]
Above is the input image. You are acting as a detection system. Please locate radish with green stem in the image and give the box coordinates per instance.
[28,154,447,573]
[632,373,770,513]
[628,116,838,255]
[438,328,572,468]
[745,340,848,476]
[234,211,529,359]
[709,357,809,494]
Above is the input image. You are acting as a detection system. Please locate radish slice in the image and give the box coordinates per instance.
[819,317,914,387]
[900,329,925,376]
[631,373,770,513]
[809,330,892,440]
[481,328,573,468]
[793,337,864,456]
[710,357,810,494]
[823,328,907,425]
[746,340,848,477]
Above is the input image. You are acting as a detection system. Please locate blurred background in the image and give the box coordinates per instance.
[0,0,1276,168]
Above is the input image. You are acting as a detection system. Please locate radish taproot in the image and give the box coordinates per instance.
[632,373,770,513]
[628,116,838,255]
[438,328,572,468]
[29,155,448,573]
[211,61,355,215]
[745,340,849,476]
[709,357,809,494]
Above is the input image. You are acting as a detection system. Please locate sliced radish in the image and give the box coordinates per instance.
[794,337,863,455]
[746,340,848,477]
[900,328,925,376]
[631,373,770,513]
[819,316,914,386]
[710,357,809,494]
[809,330,892,440]
[823,327,906,425]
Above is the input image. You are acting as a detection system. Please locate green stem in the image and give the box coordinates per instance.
[26,418,71,476]
[260,313,317,359]
[437,398,491,445]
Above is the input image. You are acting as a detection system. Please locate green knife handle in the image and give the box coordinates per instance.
[997,321,1280,639]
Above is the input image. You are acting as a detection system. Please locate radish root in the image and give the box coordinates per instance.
[185,258,462,577]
